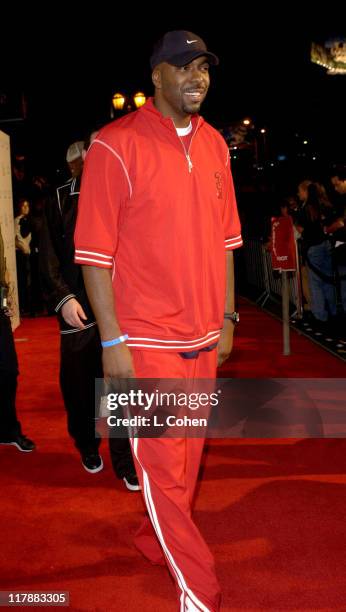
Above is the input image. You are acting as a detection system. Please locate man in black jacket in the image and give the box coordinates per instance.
[40,139,138,489]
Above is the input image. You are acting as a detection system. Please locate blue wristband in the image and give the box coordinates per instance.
[101,334,129,348]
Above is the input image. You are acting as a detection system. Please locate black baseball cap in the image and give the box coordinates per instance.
[150,30,219,70]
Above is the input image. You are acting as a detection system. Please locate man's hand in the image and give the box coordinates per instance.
[102,343,135,392]
[61,298,87,329]
[217,319,235,367]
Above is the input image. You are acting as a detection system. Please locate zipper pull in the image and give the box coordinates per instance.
[186,154,193,173]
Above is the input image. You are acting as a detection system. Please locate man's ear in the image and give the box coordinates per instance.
[152,67,162,89]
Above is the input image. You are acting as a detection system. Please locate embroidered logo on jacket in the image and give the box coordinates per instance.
[214,172,223,199]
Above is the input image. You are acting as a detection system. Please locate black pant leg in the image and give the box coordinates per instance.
[0,312,21,438]
[59,324,135,475]
[0,372,22,438]
[60,326,102,453]
[108,435,135,478]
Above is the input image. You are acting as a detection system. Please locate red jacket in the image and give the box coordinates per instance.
[75,98,242,351]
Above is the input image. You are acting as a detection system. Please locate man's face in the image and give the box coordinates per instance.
[153,56,210,125]
[68,156,84,178]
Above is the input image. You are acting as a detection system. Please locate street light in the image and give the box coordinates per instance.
[242,118,258,162]
[259,128,267,161]
[112,92,126,111]
[111,91,147,117]
[133,92,146,108]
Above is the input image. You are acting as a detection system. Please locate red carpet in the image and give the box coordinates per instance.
[1,299,346,611]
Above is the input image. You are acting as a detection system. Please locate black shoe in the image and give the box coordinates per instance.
[0,434,36,452]
[81,452,103,474]
[123,473,141,491]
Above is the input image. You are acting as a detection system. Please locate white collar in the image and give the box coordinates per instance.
[176,121,192,136]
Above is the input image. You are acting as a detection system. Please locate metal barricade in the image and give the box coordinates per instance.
[242,239,303,318]
[242,239,270,305]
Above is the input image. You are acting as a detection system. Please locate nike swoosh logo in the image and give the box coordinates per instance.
[186,40,197,44]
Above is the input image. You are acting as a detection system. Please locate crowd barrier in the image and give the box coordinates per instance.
[241,238,303,318]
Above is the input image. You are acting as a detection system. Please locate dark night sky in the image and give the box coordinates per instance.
[1,6,345,172]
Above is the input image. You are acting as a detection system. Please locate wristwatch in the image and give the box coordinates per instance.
[224,311,240,325]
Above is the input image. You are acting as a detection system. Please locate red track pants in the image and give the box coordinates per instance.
[130,348,221,612]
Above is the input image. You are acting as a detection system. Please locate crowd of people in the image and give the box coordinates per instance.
[275,173,346,332]
[235,168,346,337]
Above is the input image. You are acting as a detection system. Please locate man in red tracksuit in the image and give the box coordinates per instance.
[75,30,242,611]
